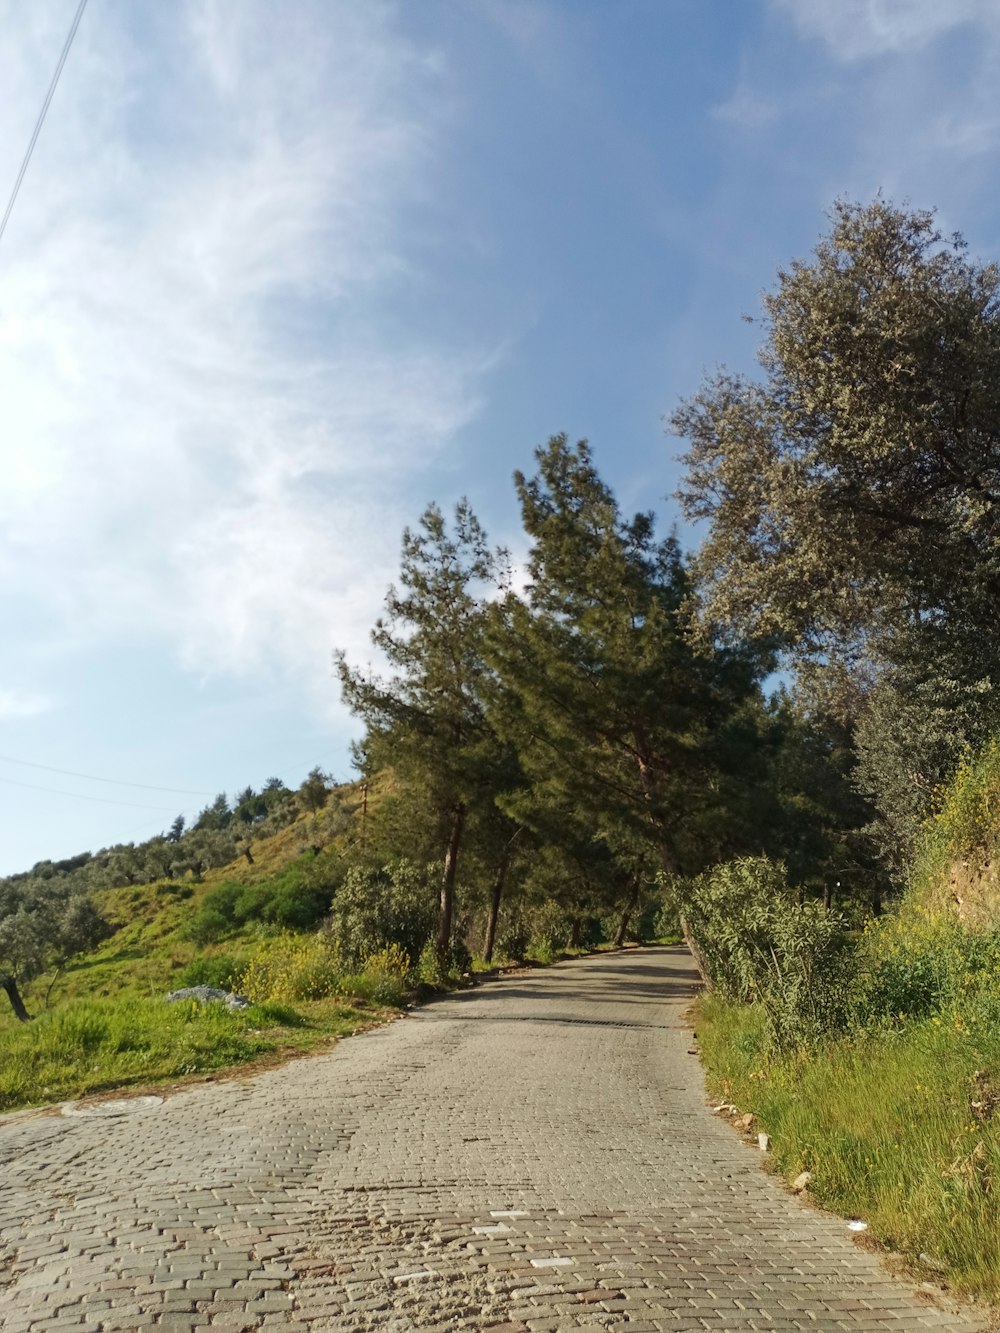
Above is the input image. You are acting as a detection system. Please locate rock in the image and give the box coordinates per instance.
[792,1171,812,1193]
[847,1219,868,1232]
[164,985,251,1011]
[758,1132,770,1152]
[739,1112,754,1129]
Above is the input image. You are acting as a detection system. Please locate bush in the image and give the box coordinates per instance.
[186,907,230,946]
[525,901,572,960]
[325,861,437,967]
[156,881,194,900]
[651,885,682,941]
[856,909,1000,1025]
[338,944,412,1006]
[683,857,854,1050]
[493,910,530,961]
[185,854,345,943]
[237,934,341,1002]
[416,938,471,986]
[176,954,247,991]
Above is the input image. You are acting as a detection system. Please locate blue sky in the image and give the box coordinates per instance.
[2,0,1000,873]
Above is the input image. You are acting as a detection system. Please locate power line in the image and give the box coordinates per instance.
[0,0,89,247]
[0,773,181,812]
[0,753,214,796]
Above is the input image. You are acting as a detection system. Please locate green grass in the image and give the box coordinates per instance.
[697,990,1000,1301]
[0,994,380,1114]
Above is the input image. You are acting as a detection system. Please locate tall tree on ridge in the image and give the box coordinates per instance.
[336,500,508,964]
[672,199,1000,852]
[486,437,770,919]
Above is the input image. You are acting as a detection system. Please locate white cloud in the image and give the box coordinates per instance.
[775,0,994,61]
[0,689,54,721]
[0,0,482,701]
[712,85,777,131]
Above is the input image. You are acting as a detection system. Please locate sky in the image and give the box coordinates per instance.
[3,0,1000,873]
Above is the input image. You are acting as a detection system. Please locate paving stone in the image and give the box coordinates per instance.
[0,948,988,1331]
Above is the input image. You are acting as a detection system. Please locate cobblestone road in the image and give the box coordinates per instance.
[0,946,986,1332]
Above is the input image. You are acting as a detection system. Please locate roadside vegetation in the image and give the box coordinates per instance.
[683,201,1000,1303]
[694,809,1000,1299]
[5,197,1000,1301]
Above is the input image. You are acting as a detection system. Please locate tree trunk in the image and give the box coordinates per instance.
[613,881,640,949]
[823,883,833,912]
[569,917,583,949]
[871,885,883,916]
[242,843,254,866]
[678,912,713,990]
[437,802,465,964]
[651,838,712,987]
[43,965,65,1010]
[482,852,509,965]
[2,976,31,1022]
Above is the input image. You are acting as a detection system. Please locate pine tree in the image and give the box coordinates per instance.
[486,437,769,916]
[336,500,508,963]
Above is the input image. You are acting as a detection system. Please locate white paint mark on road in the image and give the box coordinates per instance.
[61,1096,163,1118]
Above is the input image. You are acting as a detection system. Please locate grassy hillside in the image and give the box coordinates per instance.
[908,736,1000,930]
[0,767,673,1114]
[695,740,1000,1304]
[0,779,401,1111]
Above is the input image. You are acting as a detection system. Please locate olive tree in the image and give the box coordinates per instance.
[0,877,110,1020]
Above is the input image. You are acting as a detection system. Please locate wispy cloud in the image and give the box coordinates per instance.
[712,84,778,131]
[775,0,993,61]
[0,0,482,700]
[0,689,54,721]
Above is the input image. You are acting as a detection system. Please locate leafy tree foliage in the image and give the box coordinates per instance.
[673,200,1000,875]
[324,860,438,969]
[193,792,232,832]
[674,200,1000,671]
[337,500,509,961]
[682,857,853,1050]
[0,878,110,1021]
[853,661,1000,876]
[297,768,331,815]
[486,436,770,896]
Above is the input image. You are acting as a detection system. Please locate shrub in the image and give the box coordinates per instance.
[176,954,247,991]
[260,852,344,929]
[493,910,530,961]
[186,907,230,946]
[525,901,572,959]
[156,881,194,900]
[236,934,340,1002]
[683,856,854,1050]
[856,909,1000,1025]
[650,877,682,940]
[338,944,412,1006]
[325,861,437,967]
[185,854,344,943]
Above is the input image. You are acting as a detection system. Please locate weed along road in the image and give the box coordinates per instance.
[0,947,984,1332]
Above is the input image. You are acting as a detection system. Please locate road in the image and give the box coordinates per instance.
[0,946,985,1331]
